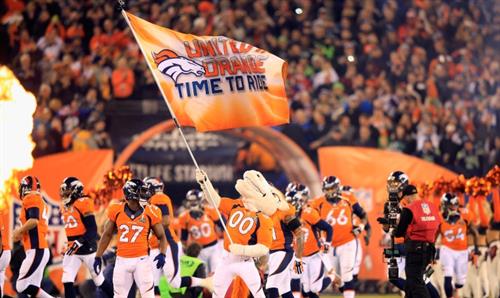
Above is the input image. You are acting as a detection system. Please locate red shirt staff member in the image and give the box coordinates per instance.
[393,185,441,298]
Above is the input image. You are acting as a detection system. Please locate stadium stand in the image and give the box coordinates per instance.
[0,0,498,177]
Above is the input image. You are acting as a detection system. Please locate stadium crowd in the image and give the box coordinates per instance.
[0,0,499,177]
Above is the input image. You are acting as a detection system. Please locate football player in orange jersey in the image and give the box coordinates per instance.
[143,177,181,294]
[59,177,113,298]
[310,176,361,298]
[265,184,304,298]
[438,193,479,298]
[0,208,10,297]
[94,179,167,298]
[12,176,54,298]
[486,181,500,298]
[287,188,339,298]
[463,192,492,298]
[341,185,371,284]
[143,178,213,296]
[196,169,278,298]
[179,189,223,273]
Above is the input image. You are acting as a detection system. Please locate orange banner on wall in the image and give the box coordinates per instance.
[318,147,457,280]
[125,11,289,132]
[17,149,113,200]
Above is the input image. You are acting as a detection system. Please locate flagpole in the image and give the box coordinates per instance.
[118,2,234,244]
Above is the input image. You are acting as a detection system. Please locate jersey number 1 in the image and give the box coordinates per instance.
[119,224,144,243]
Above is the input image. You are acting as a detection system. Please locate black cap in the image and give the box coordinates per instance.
[403,184,418,196]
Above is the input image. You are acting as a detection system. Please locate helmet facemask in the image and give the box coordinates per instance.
[324,185,341,202]
[139,197,149,208]
[60,177,84,208]
[60,186,73,207]
[186,195,203,218]
[441,193,460,223]
[322,176,341,202]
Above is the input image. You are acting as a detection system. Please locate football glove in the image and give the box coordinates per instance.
[352,225,364,236]
[293,258,304,274]
[66,240,83,256]
[93,257,103,275]
[154,253,166,269]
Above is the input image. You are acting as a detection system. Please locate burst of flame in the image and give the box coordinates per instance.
[0,66,37,211]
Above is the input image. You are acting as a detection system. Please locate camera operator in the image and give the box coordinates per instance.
[381,171,409,290]
[393,185,441,298]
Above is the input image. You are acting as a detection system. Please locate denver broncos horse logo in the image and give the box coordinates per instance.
[153,49,205,83]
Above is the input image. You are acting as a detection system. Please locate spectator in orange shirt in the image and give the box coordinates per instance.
[89,26,106,53]
[111,58,135,99]
[65,21,84,41]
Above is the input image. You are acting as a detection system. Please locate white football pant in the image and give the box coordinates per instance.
[150,242,183,289]
[265,250,294,294]
[198,242,222,273]
[332,239,357,284]
[302,253,326,293]
[0,250,11,295]
[440,245,468,286]
[16,248,50,293]
[62,252,105,285]
[213,251,265,298]
[113,255,154,298]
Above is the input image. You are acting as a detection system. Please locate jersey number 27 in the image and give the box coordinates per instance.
[119,224,144,243]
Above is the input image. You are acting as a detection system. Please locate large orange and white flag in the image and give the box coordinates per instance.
[125,12,289,132]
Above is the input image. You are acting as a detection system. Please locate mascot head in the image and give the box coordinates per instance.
[235,170,280,216]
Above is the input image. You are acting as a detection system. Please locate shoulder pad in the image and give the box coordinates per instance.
[338,196,352,205]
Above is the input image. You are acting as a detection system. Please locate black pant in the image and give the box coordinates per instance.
[404,242,433,298]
